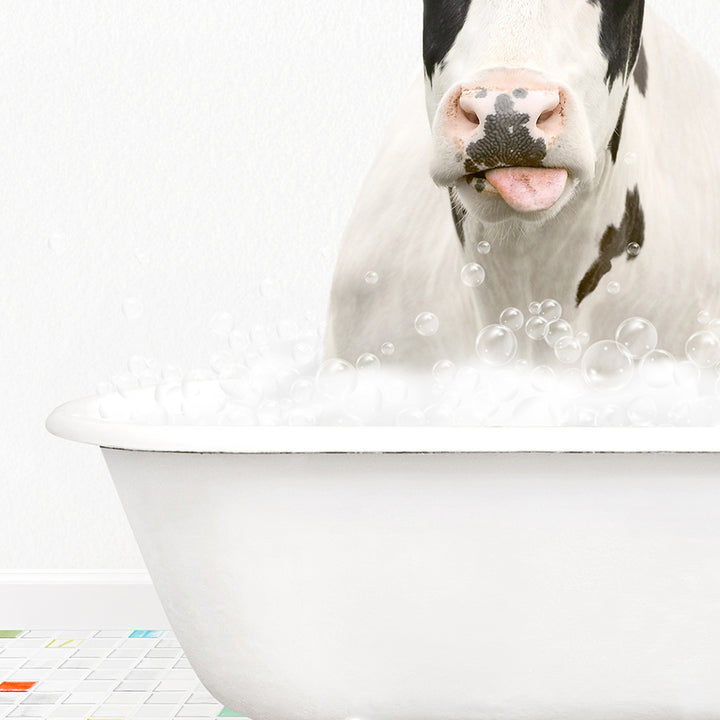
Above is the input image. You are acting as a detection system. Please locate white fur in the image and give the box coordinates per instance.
[326,5,720,368]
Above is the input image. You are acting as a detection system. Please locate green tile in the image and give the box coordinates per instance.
[0,631,23,638]
[218,709,245,718]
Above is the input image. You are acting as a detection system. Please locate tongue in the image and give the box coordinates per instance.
[484,167,568,212]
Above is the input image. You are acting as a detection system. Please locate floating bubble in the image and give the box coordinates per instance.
[709,319,720,337]
[315,358,358,397]
[626,242,641,257]
[554,336,582,364]
[476,241,491,255]
[364,271,379,285]
[582,340,633,391]
[576,331,590,347]
[415,312,440,336]
[697,310,712,325]
[461,263,486,287]
[475,324,517,367]
[122,297,144,320]
[356,353,381,374]
[525,316,548,341]
[545,319,573,347]
[640,350,675,388]
[499,307,524,331]
[538,299,562,322]
[210,312,235,337]
[615,317,658,359]
[432,359,456,385]
[380,342,395,356]
[528,301,541,315]
[686,331,720,368]
[607,281,621,295]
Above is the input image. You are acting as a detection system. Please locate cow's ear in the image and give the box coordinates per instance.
[423,0,473,79]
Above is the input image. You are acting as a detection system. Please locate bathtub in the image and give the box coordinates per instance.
[47,393,720,720]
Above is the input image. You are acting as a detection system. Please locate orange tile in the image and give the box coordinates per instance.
[0,681,37,692]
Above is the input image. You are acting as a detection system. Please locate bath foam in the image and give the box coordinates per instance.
[93,313,720,428]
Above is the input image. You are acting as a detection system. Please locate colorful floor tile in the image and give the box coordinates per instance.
[0,631,249,719]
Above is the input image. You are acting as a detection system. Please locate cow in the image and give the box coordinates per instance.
[325,1,720,369]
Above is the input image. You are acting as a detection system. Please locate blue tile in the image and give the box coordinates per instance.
[128,631,164,639]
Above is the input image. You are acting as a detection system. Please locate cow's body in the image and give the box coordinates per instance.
[325,5,720,368]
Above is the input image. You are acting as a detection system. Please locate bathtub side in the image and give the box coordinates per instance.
[103,448,720,720]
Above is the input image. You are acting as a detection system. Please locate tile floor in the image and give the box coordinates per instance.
[0,630,245,719]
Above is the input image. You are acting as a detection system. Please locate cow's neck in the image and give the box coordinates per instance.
[459,158,627,328]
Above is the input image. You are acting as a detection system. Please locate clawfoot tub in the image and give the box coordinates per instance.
[47,393,720,720]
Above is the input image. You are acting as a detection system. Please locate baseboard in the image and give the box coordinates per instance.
[0,571,170,629]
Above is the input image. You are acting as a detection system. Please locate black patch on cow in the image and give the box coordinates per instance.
[588,0,645,91]
[576,186,645,306]
[633,42,648,96]
[464,94,547,173]
[449,188,467,246]
[423,0,473,80]
[608,90,629,163]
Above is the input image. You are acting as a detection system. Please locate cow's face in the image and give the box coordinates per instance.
[424,0,645,224]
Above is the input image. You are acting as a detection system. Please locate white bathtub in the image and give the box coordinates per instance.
[47,394,720,720]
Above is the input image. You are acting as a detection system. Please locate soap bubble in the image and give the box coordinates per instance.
[528,301,541,315]
[355,353,381,374]
[538,299,562,322]
[640,350,675,388]
[545,319,573,347]
[582,340,633,391]
[122,297,144,320]
[530,365,555,392]
[525,316,548,341]
[290,377,314,405]
[607,281,621,295]
[709,319,720,337]
[98,392,132,421]
[475,324,517,367]
[627,396,658,426]
[686,331,720,368]
[461,263,486,287]
[554,336,582,364]
[697,311,712,325]
[380,342,395,356]
[432,359,457,385]
[576,331,590,347]
[476,241,491,255]
[364,271,379,285]
[292,340,317,367]
[415,312,440,336]
[499,307,524,331]
[218,364,262,405]
[675,360,701,390]
[315,358,358,397]
[615,317,658,359]
[626,242,641,257]
[596,405,627,427]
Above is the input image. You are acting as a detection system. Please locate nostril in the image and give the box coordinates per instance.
[537,109,555,126]
[462,108,480,126]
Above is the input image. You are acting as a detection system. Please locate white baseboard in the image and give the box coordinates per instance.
[0,571,170,629]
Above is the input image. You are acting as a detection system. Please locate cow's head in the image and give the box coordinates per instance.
[424,0,645,224]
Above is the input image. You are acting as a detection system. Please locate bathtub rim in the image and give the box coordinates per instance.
[46,393,720,454]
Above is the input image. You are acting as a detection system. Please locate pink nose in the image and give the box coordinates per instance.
[448,85,565,160]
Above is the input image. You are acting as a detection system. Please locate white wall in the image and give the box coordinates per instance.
[2,1,717,569]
